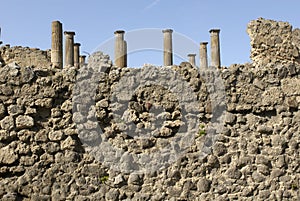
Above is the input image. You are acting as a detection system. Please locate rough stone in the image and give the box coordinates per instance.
[0,103,6,119]
[0,146,18,165]
[48,130,64,141]
[8,105,25,116]
[197,178,211,192]
[0,116,15,131]
[16,115,34,129]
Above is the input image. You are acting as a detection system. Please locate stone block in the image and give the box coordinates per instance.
[16,115,34,129]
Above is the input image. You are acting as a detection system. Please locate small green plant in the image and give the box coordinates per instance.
[198,124,206,137]
[291,183,298,190]
[198,129,206,136]
[100,175,109,184]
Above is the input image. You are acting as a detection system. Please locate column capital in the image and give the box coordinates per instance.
[52,20,62,24]
[187,53,196,57]
[209,29,220,33]
[114,30,125,34]
[74,43,81,47]
[64,31,76,36]
[200,42,208,45]
[162,29,173,33]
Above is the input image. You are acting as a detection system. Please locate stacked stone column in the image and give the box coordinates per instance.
[162,29,173,66]
[187,54,196,67]
[209,29,221,67]
[114,30,127,67]
[73,43,80,68]
[51,21,63,68]
[64,31,75,67]
[200,42,208,69]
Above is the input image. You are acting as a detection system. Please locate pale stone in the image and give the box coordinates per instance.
[0,146,18,165]
[16,115,34,129]
[49,130,64,141]
[61,136,76,150]
[0,116,15,131]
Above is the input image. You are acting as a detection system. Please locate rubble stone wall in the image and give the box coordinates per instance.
[0,45,51,68]
[247,17,300,67]
[0,18,299,201]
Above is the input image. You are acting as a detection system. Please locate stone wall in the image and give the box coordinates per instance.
[0,18,299,201]
[247,17,300,67]
[0,45,51,68]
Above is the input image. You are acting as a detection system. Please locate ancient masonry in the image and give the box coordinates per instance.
[0,18,299,201]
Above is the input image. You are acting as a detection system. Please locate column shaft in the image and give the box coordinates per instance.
[188,54,196,67]
[73,43,80,68]
[163,29,173,66]
[200,42,208,69]
[51,21,63,68]
[209,29,221,67]
[64,31,75,67]
[79,55,86,67]
[114,30,127,67]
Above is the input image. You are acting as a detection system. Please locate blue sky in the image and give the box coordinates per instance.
[1,0,300,67]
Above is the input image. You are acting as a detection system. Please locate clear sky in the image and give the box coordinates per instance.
[1,0,300,67]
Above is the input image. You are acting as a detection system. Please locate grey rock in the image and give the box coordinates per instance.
[128,173,143,186]
[212,143,227,156]
[271,135,285,147]
[270,169,285,179]
[226,167,242,179]
[197,178,211,192]
[252,171,266,183]
[257,125,273,134]
[224,112,236,125]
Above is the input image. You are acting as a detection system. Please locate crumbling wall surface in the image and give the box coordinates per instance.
[0,45,51,68]
[0,18,299,201]
[247,17,300,67]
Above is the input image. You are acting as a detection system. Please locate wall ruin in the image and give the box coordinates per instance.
[0,45,51,68]
[0,18,299,201]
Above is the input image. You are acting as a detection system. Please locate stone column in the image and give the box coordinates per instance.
[200,42,208,69]
[209,29,221,67]
[73,43,80,68]
[51,21,63,68]
[114,30,127,67]
[162,29,173,66]
[187,54,196,67]
[64,31,75,67]
[79,55,86,66]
